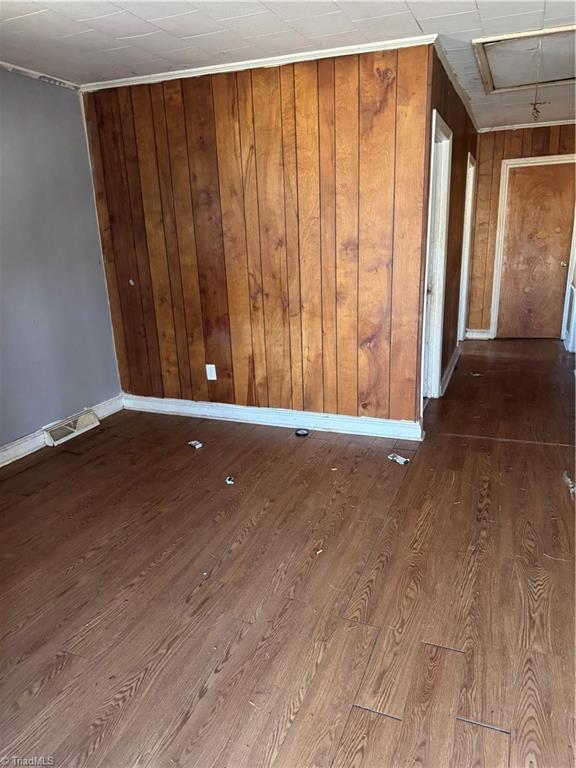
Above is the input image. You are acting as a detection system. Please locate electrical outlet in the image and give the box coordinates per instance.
[206,364,217,380]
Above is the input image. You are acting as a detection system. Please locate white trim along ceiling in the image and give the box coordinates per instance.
[0,1,575,130]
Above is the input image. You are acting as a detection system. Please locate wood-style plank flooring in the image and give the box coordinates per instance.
[1,340,574,767]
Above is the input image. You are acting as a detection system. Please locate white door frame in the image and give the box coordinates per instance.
[421,110,453,412]
[490,153,576,339]
[457,152,477,342]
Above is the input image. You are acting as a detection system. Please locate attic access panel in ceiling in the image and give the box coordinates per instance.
[473,26,576,93]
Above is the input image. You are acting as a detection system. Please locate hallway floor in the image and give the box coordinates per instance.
[0,340,573,767]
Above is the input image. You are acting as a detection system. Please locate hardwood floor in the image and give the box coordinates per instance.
[0,340,573,767]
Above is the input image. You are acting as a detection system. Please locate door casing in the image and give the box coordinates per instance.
[421,109,453,413]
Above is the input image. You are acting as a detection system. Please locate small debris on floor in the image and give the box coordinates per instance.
[388,452,410,465]
[295,428,310,437]
[188,440,203,449]
[316,548,323,555]
[225,475,235,485]
[562,471,575,499]
[469,372,484,377]
[331,467,338,471]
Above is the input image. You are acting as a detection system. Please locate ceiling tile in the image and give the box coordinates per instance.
[352,11,422,39]
[337,1,409,20]
[224,10,292,35]
[113,2,197,20]
[181,28,248,50]
[266,2,339,21]
[408,1,477,18]
[148,9,222,35]
[0,9,92,39]
[543,15,576,26]
[43,2,122,21]
[196,2,268,19]
[481,11,544,34]
[81,11,159,36]
[544,0,576,19]
[311,29,370,46]
[289,10,357,37]
[56,29,131,52]
[476,0,544,19]
[122,29,191,53]
[250,28,311,51]
[0,3,46,22]
[417,10,481,33]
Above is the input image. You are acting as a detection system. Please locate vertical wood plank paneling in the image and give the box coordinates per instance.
[252,67,292,409]
[468,132,494,328]
[150,83,193,400]
[237,70,268,407]
[93,89,152,395]
[163,80,208,401]
[549,125,560,154]
[318,58,337,415]
[212,72,255,406]
[521,128,533,156]
[295,60,323,413]
[89,49,448,424]
[83,94,130,390]
[279,64,303,411]
[503,129,523,159]
[116,88,163,397]
[182,76,234,403]
[334,55,359,416]
[130,84,180,398]
[531,126,550,157]
[481,130,504,329]
[559,124,576,154]
[390,45,430,421]
[358,50,396,419]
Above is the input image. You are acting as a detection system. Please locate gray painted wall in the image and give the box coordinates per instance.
[0,69,120,445]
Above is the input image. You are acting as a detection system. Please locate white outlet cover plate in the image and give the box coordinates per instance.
[206,364,217,381]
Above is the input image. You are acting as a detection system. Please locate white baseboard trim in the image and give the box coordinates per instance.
[0,394,124,468]
[122,394,424,441]
[465,329,491,340]
[440,345,460,396]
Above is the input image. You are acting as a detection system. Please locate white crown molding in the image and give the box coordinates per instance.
[433,41,480,132]
[79,34,437,92]
[478,119,576,133]
[122,394,424,441]
[0,59,79,90]
[0,394,123,467]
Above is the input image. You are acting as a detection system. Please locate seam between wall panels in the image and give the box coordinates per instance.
[210,75,235,404]
[234,72,258,408]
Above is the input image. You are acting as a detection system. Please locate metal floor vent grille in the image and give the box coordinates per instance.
[43,409,100,447]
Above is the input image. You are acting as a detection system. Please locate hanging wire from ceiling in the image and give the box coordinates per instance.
[530,39,545,121]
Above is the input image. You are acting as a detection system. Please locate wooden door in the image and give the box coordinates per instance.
[497,161,575,338]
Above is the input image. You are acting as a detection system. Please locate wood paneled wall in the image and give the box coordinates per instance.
[468,123,576,329]
[430,52,476,375]
[85,45,432,422]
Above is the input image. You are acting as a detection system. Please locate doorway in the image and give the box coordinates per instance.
[421,110,453,410]
[490,155,576,339]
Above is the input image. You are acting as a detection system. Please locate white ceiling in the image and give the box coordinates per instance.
[0,0,574,128]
